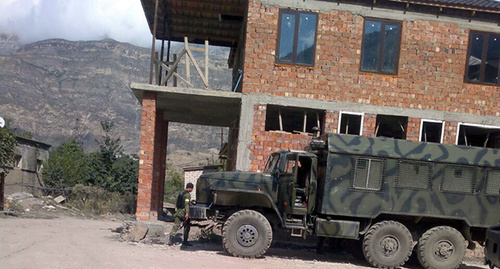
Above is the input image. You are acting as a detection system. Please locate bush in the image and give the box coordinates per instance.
[42,139,90,193]
[68,184,136,215]
[42,121,139,212]
[0,126,17,175]
[164,164,184,204]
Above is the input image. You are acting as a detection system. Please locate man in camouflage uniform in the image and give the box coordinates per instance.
[168,183,193,246]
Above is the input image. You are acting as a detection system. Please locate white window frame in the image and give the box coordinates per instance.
[338,111,364,136]
[419,119,445,144]
[455,122,500,145]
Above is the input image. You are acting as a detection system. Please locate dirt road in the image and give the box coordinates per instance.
[0,216,487,269]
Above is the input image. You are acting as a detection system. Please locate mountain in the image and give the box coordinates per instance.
[0,37,232,167]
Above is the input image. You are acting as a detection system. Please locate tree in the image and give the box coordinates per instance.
[42,139,90,191]
[164,164,184,203]
[89,121,137,194]
[0,126,17,176]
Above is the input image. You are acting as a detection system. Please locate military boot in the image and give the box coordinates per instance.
[167,235,174,246]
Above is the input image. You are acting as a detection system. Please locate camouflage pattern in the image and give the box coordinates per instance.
[327,133,500,167]
[194,133,500,241]
[485,224,500,268]
[322,134,500,229]
[315,218,360,239]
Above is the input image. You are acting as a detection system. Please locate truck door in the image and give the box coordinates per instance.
[295,155,317,214]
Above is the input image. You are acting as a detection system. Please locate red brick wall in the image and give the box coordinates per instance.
[136,92,167,221]
[443,121,459,145]
[137,92,157,221]
[407,118,421,141]
[243,1,500,117]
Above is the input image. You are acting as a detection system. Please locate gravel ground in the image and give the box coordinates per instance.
[0,216,489,269]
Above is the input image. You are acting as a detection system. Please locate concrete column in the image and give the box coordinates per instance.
[137,91,159,221]
[235,95,255,172]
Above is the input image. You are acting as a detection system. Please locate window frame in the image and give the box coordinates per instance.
[359,18,402,75]
[275,9,319,67]
[419,119,445,144]
[455,122,500,148]
[464,30,500,86]
[338,111,364,136]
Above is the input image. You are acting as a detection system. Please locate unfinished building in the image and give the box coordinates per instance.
[132,0,500,221]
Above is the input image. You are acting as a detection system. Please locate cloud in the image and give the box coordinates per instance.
[0,0,153,47]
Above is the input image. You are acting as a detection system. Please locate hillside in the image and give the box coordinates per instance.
[0,37,232,167]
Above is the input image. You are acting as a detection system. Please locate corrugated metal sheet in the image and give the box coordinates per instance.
[422,0,500,10]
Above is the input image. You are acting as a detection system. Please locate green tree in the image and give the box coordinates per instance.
[0,126,17,176]
[42,139,90,191]
[89,121,138,194]
[164,164,184,203]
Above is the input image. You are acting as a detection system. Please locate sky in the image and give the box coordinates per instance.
[0,0,153,47]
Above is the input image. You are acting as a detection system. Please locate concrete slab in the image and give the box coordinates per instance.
[131,83,242,127]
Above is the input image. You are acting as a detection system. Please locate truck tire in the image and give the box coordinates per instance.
[362,221,413,269]
[222,210,273,258]
[417,226,466,269]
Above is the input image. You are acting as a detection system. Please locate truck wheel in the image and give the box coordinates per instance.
[363,221,413,269]
[417,226,466,269]
[222,210,272,258]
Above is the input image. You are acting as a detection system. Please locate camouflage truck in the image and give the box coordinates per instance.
[190,133,500,269]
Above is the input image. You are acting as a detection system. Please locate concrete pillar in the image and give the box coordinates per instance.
[136,91,167,221]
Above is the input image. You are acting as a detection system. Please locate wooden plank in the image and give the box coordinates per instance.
[186,47,209,87]
[185,37,191,84]
[205,40,209,84]
[164,49,186,83]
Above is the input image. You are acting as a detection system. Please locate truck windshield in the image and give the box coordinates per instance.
[264,153,280,173]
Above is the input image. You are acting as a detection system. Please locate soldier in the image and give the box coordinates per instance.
[168,183,194,246]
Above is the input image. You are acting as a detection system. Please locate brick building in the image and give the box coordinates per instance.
[133,0,500,221]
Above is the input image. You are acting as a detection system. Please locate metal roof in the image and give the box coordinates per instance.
[414,0,500,10]
[140,0,500,49]
[387,0,500,12]
[141,0,246,48]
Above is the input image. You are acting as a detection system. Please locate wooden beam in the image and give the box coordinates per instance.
[149,0,160,84]
[184,37,191,84]
[205,40,209,85]
[185,37,209,87]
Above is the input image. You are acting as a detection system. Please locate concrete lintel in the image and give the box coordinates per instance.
[246,93,500,127]
[259,0,500,32]
[234,92,500,171]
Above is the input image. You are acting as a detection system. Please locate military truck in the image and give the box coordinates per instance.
[190,133,500,269]
[485,224,500,269]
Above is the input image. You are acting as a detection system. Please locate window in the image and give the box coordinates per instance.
[276,10,318,66]
[466,31,500,85]
[457,123,500,149]
[441,165,475,194]
[14,155,22,169]
[353,158,384,191]
[375,115,408,140]
[339,112,363,135]
[396,161,432,189]
[360,19,402,74]
[265,105,325,135]
[420,120,444,143]
[36,160,43,172]
[485,170,500,196]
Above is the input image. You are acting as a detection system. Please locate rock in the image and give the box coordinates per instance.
[54,195,66,204]
[8,192,34,200]
[127,225,149,242]
[43,205,56,210]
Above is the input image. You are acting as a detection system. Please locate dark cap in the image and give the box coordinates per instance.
[186,183,194,189]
